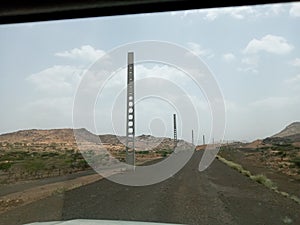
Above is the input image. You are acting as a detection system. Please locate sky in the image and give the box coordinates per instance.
[0,2,300,143]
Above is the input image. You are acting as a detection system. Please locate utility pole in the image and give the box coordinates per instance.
[126,52,135,166]
[192,129,194,146]
[203,135,205,145]
[173,114,177,148]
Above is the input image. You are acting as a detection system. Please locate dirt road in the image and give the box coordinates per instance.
[1,151,299,225]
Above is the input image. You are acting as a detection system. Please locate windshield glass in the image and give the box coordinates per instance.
[0,2,299,225]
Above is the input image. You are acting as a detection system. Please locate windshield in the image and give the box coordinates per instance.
[0,2,299,225]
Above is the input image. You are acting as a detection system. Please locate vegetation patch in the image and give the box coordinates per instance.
[217,155,300,204]
[249,174,277,190]
[290,156,300,167]
[0,149,90,184]
[282,216,293,224]
[216,155,251,177]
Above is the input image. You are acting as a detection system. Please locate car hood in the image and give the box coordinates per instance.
[25,219,183,225]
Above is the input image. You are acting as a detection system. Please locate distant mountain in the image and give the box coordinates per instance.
[263,122,300,145]
[272,122,300,138]
[0,128,191,152]
[237,122,300,149]
[0,128,76,144]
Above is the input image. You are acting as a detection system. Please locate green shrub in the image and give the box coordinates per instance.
[282,216,293,224]
[0,162,12,171]
[138,151,149,154]
[275,151,287,157]
[24,159,46,174]
[291,157,300,167]
[77,159,89,169]
[41,152,59,158]
[162,152,168,157]
[250,174,277,190]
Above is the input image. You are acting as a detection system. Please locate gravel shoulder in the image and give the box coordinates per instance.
[0,172,102,214]
[0,170,96,197]
[219,149,300,198]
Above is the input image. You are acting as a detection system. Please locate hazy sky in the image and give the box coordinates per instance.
[0,2,299,143]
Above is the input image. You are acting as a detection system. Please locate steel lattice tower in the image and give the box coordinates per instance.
[173,114,177,148]
[126,52,135,166]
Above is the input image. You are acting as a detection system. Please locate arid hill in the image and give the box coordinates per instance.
[0,128,76,144]
[241,139,269,149]
[221,122,300,178]
[0,128,191,153]
[240,122,300,149]
[263,122,300,146]
[0,128,193,183]
[272,122,300,138]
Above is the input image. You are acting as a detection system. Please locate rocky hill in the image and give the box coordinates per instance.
[0,128,76,144]
[263,122,300,145]
[0,128,189,153]
[0,129,193,184]
[272,122,300,138]
[228,122,300,177]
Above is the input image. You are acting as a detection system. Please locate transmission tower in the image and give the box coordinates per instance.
[126,52,135,166]
[173,114,177,148]
[192,129,194,146]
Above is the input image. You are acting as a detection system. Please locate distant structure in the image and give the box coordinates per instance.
[192,129,194,146]
[126,52,135,166]
[203,135,205,145]
[173,114,177,148]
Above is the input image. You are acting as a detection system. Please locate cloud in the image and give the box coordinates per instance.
[26,65,83,95]
[289,58,300,67]
[55,45,105,63]
[201,6,256,21]
[222,53,236,62]
[285,74,300,84]
[241,56,258,66]
[243,35,293,55]
[224,96,300,141]
[226,6,256,19]
[21,97,74,128]
[265,4,285,16]
[237,67,258,74]
[202,9,220,21]
[238,56,259,73]
[289,3,300,17]
[250,96,298,109]
[136,64,188,82]
[43,46,106,95]
[224,100,241,113]
[186,42,214,58]
[173,4,286,21]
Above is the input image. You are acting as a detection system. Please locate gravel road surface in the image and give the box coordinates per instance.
[1,151,299,225]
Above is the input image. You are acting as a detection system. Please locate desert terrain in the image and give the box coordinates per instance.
[0,122,299,224]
